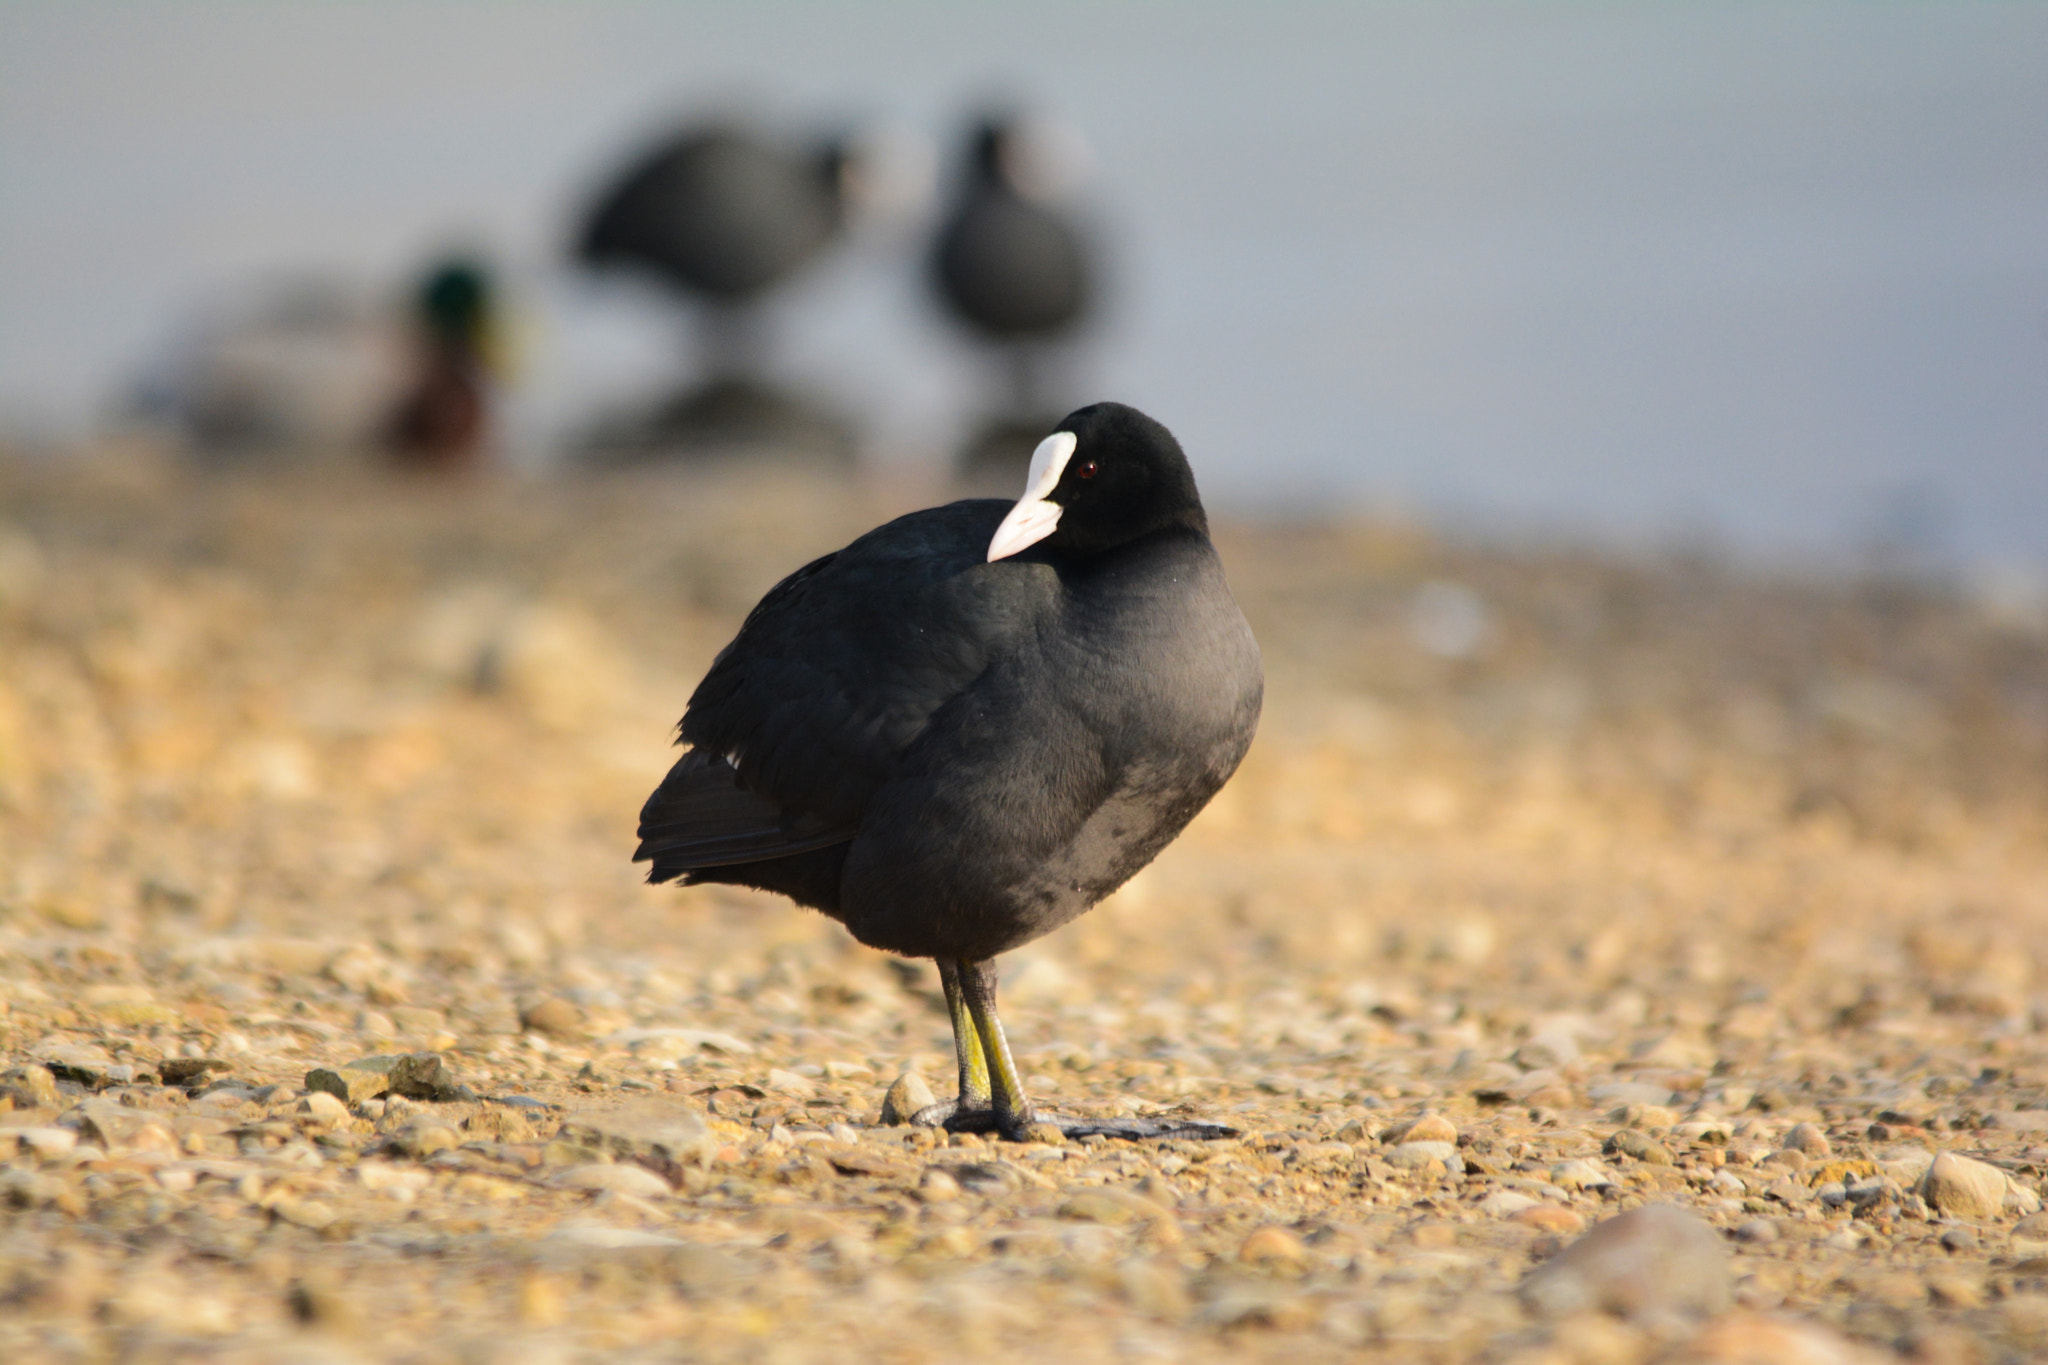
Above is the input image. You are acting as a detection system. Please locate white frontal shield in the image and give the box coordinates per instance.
[986,431,1077,562]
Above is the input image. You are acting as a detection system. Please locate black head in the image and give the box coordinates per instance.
[986,402,1208,563]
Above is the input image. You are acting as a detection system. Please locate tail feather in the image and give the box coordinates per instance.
[634,748,853,883]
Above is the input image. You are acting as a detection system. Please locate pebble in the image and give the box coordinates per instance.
[1238,1225,1310,1269]
[1510,1205,1585,1236]
[1387,1112,1458,1145]
[1604,1128,1674,1164]
[394,1121,460,1158]
[1385,1140,1459,1172]
[765,1068,818,1099]
[0,1063,60,1108]
[1550,1158,1616,1191]
[1733,1217,1779,1244]
[305,1060,394,1104]
[1512,1030,1581,1071]
[1919,1150,2011,1221]
[879,1072,936,1125]
[1682,1312,1885,1364]
[1058,1187,1176,1242]
[296,1091,349,1125]
[1521,1204,1732,1325]
[519,996,585,1039]
[1480,1190,1540,1215]
[916,1167,962,1202]
[557,1100,715,1181]
[158,1058,230,1088]
[2,1126,76,1159]
[356,1162,431,1197]
[72,1099,176,1155]
[386,1052,467,1102]
[269,1197,338,1232]
[557,1162,673,1199]
[1782,1121,1831,1156]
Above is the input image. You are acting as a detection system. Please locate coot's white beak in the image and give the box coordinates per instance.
[987,431,1076,562]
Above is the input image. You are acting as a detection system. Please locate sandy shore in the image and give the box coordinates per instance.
[3,450,2047,1363]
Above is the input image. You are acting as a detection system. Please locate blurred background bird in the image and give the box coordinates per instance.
[929,113,1100,486]
[383,256,502,471]
[572,119,882,463]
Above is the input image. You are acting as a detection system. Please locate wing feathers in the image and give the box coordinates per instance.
[634,749,853,882]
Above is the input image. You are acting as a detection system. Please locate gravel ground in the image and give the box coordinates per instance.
[3,447,2048,1364]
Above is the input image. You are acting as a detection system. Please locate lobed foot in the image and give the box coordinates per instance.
[912,1097,1236,1143]
[1048,1116,1239,1142]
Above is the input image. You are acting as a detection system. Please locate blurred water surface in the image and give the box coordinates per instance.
[2,2,2044,566]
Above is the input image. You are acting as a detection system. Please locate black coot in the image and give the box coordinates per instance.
[636,402,1262,1140]
[931,117,1094,343]
[579,123,850,309]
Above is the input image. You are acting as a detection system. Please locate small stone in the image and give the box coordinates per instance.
[159,1058,230,1088]
[1385,1140,1458,1172]
[35,1045,111,1088]
[557,1100,714,1182]
[5,1126,77,1160]
[1919,1150,2009,1221]
[1480,1190,1540,1216]
[1733,1218,1779,1244]
[1604,1129,1674,1165]
[1940,1226,1978,1253]
[916,1167,962,1202]
[1551,1158,1617,1191]
[1238,1225,1309,1268]
[389,1005,448,1037]
[1520,1204,1732,1325]
[520,997,584,1038]
[765,1068,817,1099]
[1388,1112,1458,1145]
[1683,1313,1883,1365]
[1928,1274,1985,1309]
[270,1198,338,1232]
[557,1163,673,1198]
[286,1275,356,1330]
[1060,1187,1173,1227]
[1782,1122,1831,1156]
[296,1091,349,1125]
[1119,1256,1192,1319]
[0,1064,60,1109]
[396,1121,460,1158]
[1511,1205,1585,1235]
[1513,1030,1581,1071]
[387,1052,467,1101]
[72,1098,176,1154]
[879,1072,936,1125]
[356,1162,431,1197]
[304,1061,393,1104]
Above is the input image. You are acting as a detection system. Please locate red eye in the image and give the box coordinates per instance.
[1076,460,1099,480]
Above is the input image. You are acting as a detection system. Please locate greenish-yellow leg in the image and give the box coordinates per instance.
[911,958,997,1128]
[956,957,1039,1137]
